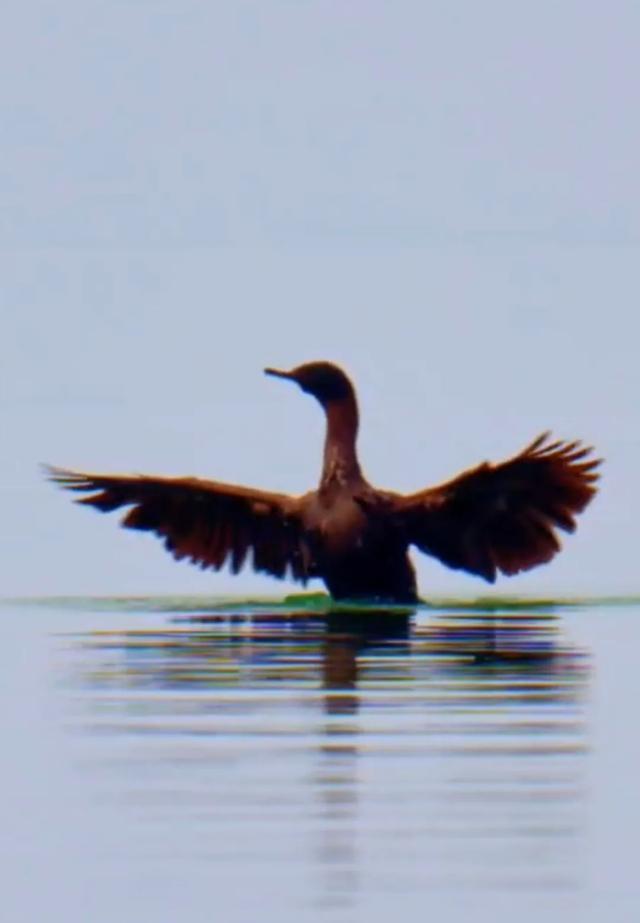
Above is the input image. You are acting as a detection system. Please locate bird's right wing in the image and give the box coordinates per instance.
[46,466,313,582]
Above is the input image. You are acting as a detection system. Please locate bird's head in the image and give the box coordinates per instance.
[264,361,355,407]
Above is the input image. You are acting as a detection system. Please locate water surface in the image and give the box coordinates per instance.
[2,596,639,922]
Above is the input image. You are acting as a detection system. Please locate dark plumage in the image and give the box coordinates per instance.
[46,361,601,603]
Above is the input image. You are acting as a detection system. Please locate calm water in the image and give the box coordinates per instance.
[2,596,639,922]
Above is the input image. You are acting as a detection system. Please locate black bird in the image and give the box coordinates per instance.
[47,361,600,603]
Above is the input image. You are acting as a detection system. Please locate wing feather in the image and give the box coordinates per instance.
[395,434,601,582]
[46,466,311,583]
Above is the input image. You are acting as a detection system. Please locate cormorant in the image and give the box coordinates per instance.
[47,361,600,603]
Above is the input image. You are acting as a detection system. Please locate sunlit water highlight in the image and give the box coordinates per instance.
[2,596,639,922]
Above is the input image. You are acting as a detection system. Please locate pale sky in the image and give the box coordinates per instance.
[1,0,638,597]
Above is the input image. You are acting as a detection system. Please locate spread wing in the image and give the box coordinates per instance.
[395,434,601,582]
[46,466,312,583]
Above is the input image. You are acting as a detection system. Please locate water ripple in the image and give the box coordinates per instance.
[54,604,589,904]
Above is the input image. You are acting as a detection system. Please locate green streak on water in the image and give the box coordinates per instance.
[4,591,640,615]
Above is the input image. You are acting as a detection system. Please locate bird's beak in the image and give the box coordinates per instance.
[264,367,295,381]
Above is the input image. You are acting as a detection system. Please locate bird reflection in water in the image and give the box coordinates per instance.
[66,602,589,905]
[313,612,412,905]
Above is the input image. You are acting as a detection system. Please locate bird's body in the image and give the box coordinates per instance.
[297,484,418,602]
[48,362,601,603]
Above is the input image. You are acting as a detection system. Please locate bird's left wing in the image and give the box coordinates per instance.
[46,466,312,582]
[393,434,601,582]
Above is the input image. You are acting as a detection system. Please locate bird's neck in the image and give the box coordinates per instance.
[320,396,363,488]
